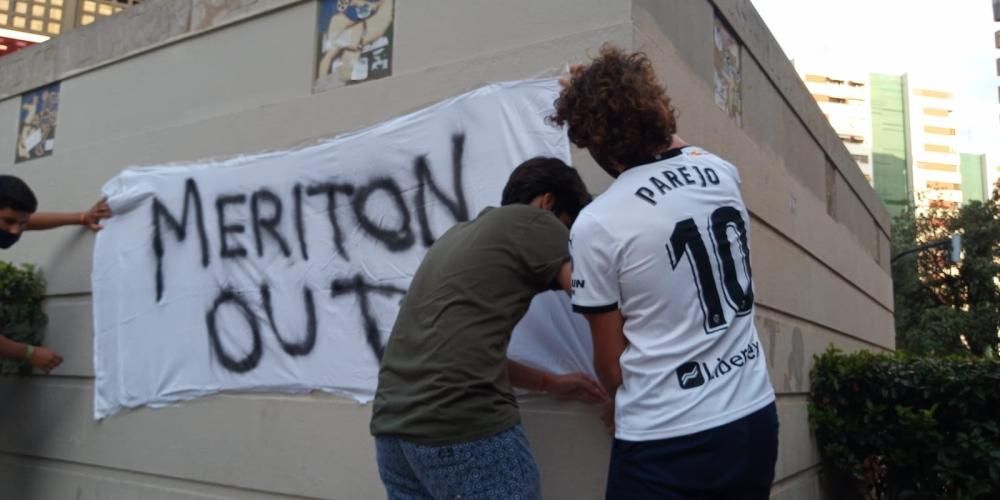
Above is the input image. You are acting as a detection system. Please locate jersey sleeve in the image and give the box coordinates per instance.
[518,212,571,291]
[721,157,742,186]
[569,213,621,313]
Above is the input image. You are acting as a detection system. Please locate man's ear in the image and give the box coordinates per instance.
[540,192,557,211]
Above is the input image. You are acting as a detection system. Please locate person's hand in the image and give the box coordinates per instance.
[28,346,63,373]
[82,199,111,231]
[545,372,608,404]
[558,64,586,89]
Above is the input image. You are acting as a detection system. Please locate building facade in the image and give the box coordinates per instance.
[0,0,141,57]
[798,64,874,183]
[869,73,911,217]
[799,66,990,216]
[0,1,894,498]
[902,77,967,210]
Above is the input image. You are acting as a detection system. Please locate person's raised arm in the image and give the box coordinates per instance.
[26,199,111,232]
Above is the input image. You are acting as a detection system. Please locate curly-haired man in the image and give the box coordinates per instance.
[553,45,779,499]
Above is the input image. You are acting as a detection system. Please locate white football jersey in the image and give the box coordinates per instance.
[570,146,775,441]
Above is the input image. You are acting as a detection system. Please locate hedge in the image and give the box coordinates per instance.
[809,348,1000,499]
[0,261,47,374]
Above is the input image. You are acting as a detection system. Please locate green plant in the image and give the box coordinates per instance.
[0,261,48,374]
[809,347,1000,499]
[891,180,1000,358]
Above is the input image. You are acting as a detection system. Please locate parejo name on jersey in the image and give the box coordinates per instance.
[633,163,721,206]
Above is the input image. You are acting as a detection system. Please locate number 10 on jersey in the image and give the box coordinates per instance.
[667,206,754,334]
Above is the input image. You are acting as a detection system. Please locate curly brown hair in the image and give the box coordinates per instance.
[551,44,677,170]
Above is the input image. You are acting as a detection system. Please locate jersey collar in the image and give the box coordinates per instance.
[650,145,691,162]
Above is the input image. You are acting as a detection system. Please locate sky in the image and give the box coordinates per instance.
[750,0,1000,161]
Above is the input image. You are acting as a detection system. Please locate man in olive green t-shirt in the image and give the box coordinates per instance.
[371,157,606,499]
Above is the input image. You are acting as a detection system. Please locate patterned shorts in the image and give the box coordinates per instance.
[374,424,541,500]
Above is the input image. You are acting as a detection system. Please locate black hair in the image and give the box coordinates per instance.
[0,175,38,213]
[501,157,591,220]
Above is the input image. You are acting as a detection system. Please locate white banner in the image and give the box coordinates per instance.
[93,79,595,419]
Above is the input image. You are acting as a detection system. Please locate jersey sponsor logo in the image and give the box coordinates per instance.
[676,340,762,390]
[676,361,706,389]
[571,279,586,289]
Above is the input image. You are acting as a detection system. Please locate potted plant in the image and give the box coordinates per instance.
[0,262,48,374]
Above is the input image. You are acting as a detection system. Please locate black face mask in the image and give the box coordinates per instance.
[0,228,21,249]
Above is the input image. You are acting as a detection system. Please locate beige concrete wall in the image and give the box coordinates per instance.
[0,0,892,498]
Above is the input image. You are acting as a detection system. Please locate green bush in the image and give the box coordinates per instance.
[0,261,48,374]
[809,348,1000,499]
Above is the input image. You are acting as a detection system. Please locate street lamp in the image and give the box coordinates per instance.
[891,233,962,264]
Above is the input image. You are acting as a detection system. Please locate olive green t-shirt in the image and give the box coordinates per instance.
[370,204,570,445]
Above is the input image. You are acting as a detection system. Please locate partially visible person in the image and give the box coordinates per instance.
[371,157,607,500]
[553,45,779,499]
[0,174,111,372]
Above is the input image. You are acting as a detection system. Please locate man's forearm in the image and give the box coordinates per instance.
[507,359,549,392]
[509,360,607,404]
[0,336,29,361]
[595,356,623,395]
[556,260,572,295]
[584,310,628,395]
[26,212,84,230]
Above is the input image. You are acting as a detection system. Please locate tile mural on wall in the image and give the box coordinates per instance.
[713,18,742,127]
[317,0,395,85]
[16,82,60,163]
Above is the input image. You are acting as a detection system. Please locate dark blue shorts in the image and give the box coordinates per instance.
[606,402,779,500]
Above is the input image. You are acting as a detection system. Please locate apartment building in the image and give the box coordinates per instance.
[903,77,966,210]
[0,0,141,57]
[799,65,989,215]
[869,73,910,216]
[798,65,874,182]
